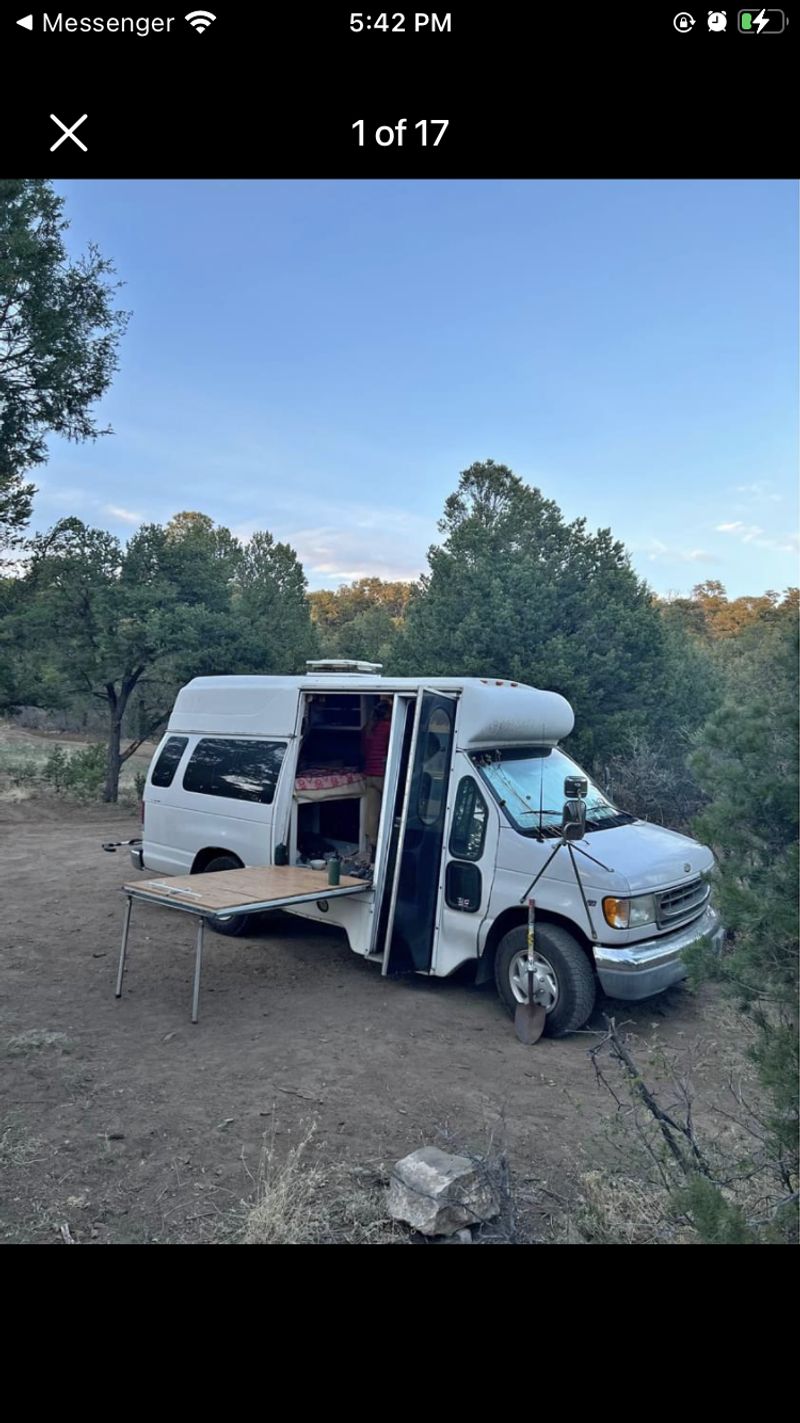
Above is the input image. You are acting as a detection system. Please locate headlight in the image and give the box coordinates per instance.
[602,894,657,929]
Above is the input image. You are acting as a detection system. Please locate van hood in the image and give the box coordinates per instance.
[582,820,714,895]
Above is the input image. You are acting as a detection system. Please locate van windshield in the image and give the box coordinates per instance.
[472,746,635,837]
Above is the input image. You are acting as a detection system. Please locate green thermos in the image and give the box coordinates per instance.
[327,856,341,886]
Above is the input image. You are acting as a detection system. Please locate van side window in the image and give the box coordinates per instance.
[151,736,188,788]
[182,738,286,804]
[417,705,453,827]
[449,777,488,861]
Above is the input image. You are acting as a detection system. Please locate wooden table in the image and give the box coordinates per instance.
[115,866,370,1022]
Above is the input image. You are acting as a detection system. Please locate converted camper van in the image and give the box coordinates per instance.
[131,662,723,1036]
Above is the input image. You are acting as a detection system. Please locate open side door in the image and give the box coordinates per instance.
[381,689,458,975]
[366,695,416,956]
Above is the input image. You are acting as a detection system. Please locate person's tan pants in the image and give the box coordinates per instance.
[364,776,385,849]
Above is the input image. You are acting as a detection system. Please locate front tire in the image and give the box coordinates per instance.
[494,921,596,1037]
[198,855,254,937]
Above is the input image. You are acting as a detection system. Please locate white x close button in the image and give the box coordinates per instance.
[50,114,88,152]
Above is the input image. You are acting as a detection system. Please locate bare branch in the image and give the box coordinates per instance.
[589,1017,713,1180]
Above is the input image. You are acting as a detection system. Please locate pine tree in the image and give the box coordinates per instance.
[688,614,799,1194]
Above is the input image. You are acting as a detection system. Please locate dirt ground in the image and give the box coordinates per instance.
[0,799,744,1245]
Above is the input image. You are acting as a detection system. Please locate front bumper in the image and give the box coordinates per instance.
[594,904,723,1001]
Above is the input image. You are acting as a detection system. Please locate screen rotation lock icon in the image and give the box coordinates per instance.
[673,12,696,31]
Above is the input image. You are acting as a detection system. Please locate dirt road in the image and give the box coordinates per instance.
[0,800,738,1243]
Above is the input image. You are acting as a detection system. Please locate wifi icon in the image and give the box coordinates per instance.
[185,10,216,32]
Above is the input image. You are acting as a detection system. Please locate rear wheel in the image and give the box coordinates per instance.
[198,855,254,938]
[494,921,596,1037]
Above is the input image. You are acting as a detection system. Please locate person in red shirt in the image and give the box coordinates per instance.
[362,698,392,859]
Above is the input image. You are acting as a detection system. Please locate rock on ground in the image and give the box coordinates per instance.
[387,1146,499,1237]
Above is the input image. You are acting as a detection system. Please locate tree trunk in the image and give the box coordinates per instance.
[102,672,143,802]
[104,711,123,802]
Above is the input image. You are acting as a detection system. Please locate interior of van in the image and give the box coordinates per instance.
[291,692,394,870]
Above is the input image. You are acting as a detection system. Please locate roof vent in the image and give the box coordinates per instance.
[305,659,383,676]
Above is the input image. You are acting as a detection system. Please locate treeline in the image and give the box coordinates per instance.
[1,462,797,815]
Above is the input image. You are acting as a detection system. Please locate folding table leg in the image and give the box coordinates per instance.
[191,917,205,1024]
[115,895,133,999]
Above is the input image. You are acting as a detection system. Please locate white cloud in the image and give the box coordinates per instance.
[228,519,427,588]
[104,504,142,526]
[289,524,425,584]
[641,539,715,565]
[715,521,764,540]
[715,521,797,553]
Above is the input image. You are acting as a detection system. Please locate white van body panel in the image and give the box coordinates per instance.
[483,820,714,951]
[165,675,573,746]
[275,892,373,954]
[143,730,288,876]
[456,684,573,749]
[167,680,299,737]
[586,820,715,896]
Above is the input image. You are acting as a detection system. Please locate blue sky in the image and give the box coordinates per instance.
[35,179,798,598]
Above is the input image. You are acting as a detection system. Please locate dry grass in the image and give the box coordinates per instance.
[570,1169,695,1244]
[6,1029,72,1055]
[241,1121,403,1245]
[0,1122,47,1169]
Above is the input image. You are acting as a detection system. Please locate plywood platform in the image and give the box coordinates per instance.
[123,865,370,917]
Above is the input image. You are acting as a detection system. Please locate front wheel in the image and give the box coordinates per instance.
[494,921,596,1037]
[199,855,254,937]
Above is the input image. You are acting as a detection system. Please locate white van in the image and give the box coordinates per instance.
[133,663,723,1036]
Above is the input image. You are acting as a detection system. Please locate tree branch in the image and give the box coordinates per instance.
[121,712,169,762]
[590,1017,713,1180]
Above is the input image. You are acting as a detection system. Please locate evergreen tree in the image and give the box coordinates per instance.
[688,613,799,1199]
[0,180,129,552]
[398,459,708,767]
[13,511,315,800]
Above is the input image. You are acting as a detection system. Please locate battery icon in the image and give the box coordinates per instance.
[738,8,787,31]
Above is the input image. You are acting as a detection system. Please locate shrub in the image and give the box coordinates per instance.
[41,745,70,794]
[62,743,106,800]
[40,742,106,801]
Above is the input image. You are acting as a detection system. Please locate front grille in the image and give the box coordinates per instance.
[656,877,710,929]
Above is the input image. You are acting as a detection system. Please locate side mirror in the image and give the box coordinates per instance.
[564,775,588,798]
[562,798,586,841]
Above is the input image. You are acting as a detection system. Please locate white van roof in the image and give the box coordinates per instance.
[167,675,574,748]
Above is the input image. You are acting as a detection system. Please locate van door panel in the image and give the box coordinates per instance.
[367,696,416,956]
[383,691,457,973]
[432,763,500,977]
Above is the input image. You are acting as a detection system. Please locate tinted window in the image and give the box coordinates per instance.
[445,861,482,913]
[418,705,453,827]
[449,777,488,861]
[183,738,286,804]
[151,736,188,788]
